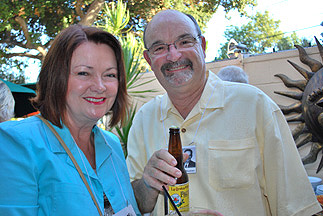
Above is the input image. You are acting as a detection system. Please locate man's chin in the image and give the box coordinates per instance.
[165,71,193,86]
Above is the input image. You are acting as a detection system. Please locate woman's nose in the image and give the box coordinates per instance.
[91,77,106,93]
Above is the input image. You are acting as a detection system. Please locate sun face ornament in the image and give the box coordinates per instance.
[274,37,323,173]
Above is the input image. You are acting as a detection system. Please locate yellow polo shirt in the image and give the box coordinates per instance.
[126,72,321,216]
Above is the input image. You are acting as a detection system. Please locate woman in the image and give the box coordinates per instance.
[0,25,140,216]
[0,80,15,122]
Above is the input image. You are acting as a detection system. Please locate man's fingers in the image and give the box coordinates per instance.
[142,149,183,191]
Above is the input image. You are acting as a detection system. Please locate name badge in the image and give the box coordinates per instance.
[183,145,196,174]
[113,204,137,216]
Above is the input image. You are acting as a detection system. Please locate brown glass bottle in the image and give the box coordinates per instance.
[165,127,189,215]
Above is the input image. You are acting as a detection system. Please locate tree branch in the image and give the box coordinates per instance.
[79,0,105,26]
[75,0,84,20]
[14,16,34,49]
[36,46,47,61]
[3,52,42,60]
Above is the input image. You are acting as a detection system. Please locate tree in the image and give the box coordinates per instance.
[125,0,257,32]
[0,0,256,82]
[217,11,309,59]
[276,32,311,51]
[0,0,106,82]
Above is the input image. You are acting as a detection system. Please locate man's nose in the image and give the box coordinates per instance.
[166,44,182,62]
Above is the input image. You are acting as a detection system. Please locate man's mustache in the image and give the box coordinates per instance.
[161,59,193,74]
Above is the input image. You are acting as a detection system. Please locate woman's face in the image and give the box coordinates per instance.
[65,41,118,125]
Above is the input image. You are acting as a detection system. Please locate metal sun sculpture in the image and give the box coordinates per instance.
[274,37,323,173]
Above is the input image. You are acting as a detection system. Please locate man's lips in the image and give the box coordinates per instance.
[84,97,106,105]
[161,59,193,74]
[166,65,188,72]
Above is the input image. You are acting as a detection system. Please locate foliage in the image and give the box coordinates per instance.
[0,0,257,81]
[97,2,157,98]
[217,11,310,59]
[0,0,106,82]
[276,32,311,51]
[97,1,158,156]
[125,0,257,32]
[114,105,137,158]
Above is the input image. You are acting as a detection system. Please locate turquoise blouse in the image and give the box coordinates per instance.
[0,116,140,215]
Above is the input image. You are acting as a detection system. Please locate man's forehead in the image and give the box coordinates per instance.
[145,11,196,45]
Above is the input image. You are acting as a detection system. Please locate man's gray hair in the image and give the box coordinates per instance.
[217,66,249,84]
[0,80,15,122]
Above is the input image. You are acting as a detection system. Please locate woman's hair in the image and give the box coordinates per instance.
[0,80,15,122]
[31,24,128,128]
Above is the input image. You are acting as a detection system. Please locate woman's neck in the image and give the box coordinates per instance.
[66,118,96,170]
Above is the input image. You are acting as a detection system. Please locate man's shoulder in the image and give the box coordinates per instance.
[0,116,41,133]
[137,94,165,113]
[222,81,267,98]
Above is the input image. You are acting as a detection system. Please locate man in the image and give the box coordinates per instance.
[217,65,249,83]
[0,80,15,123]
[126,9,322,215]
[184,148,195,168]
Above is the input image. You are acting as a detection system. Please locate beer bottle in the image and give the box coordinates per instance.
[165,126,189,215]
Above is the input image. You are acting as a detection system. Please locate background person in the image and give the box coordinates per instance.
[126,9,321,215]
[217,65,249,83]
[0,80,15,123]
[0,24,140,216]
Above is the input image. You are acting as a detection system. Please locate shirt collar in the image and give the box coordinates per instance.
[159,71,225,121]
[43,120,112,179]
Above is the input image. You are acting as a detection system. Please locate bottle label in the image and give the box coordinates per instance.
[168,182,189,213]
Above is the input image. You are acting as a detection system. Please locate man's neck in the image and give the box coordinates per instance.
[168,80,207,119]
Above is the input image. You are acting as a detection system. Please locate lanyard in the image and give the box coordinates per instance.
[37,115,104,216]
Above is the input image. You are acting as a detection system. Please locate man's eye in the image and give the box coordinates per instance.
[153,45,166,52]
[178,39,194,47]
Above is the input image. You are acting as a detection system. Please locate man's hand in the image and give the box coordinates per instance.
[142,149,183,191]
[131,149,188,213]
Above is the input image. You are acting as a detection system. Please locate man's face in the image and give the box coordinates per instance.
[143,11,206,93]
[185,150,192,160]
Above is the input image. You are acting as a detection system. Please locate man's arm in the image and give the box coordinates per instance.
[131,178,159,213]
[131,149,182,213]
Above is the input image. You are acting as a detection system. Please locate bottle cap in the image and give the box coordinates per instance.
[169,126,180,133]
[169,126,179,129]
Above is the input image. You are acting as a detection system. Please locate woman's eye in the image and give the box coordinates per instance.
[106,73,117,78]
[77,71,88,76]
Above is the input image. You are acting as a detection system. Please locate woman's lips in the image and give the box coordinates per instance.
[84,97,106,105]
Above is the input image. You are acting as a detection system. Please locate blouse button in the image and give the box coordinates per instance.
[109,190,115,197]
[181,128,186,133]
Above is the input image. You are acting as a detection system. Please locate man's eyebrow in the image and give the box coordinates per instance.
[148,33,193,48]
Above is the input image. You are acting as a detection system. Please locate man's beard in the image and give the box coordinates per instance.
[161,59,193,86]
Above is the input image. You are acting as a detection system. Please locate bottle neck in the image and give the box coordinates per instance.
[168,132,184,168]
